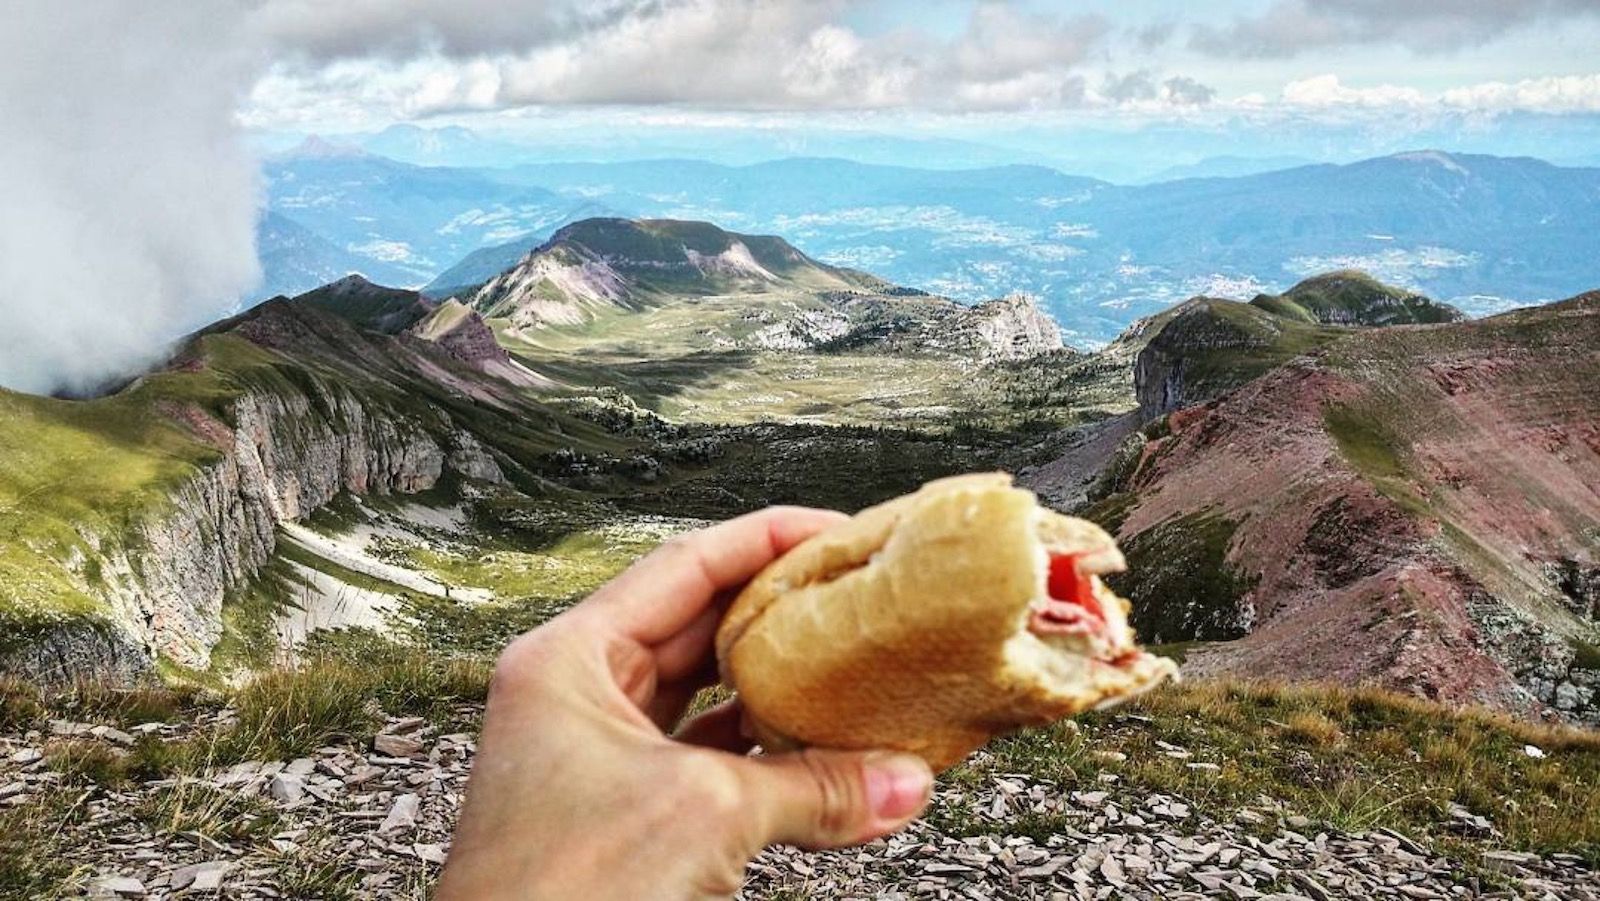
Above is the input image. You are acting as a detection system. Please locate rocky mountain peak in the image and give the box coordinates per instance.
[470,217,870,331]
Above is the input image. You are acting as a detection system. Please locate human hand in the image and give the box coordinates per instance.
[438,506,936,900]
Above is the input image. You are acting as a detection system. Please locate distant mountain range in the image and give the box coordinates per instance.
[257,148,1600,344]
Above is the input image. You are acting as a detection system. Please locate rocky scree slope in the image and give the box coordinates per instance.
[0,300,566,683]
[1076,294,1600,725]
[778,291,1065,361]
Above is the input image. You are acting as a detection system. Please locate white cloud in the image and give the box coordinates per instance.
[1190,0,1600,57]
[1442,74,1600,114]
[1276,73,1600,116]
[239,0,1215,118]
[1281,75,1428,109]
[0,1,263,395]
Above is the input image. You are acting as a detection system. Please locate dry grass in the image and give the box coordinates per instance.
[0,675,42,731]
[135,780,282,843]
[940,679,1600,866]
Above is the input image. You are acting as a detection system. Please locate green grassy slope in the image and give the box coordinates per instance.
[1252,270,1464,326]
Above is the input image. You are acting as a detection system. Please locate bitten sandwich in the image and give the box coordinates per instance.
[715,473,1177,770]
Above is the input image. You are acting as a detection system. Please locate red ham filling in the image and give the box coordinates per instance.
[1029,553,1108,636]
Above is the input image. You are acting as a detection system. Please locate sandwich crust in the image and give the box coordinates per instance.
[716,473,1176,770]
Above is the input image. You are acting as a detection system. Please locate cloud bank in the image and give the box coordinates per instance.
[244,0,1180,118]
[0,1,263,395]
[1190,0,1600,57]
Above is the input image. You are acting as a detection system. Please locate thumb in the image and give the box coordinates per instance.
[738,749,933,850]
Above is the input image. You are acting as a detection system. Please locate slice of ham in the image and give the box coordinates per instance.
[1029,553,1108,637]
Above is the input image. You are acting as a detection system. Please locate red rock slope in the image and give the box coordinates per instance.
[1067,293,1600,724]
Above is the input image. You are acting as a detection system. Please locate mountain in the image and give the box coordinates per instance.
[1139,155,1319,183]
[1249,271,1464,326]
[253,211,419,300]
[293,274,437,334]
[1037,293,1600,725]
[421,201,622,298]
[465,217,1066,371]
[337,150,1600,344]
[469,218,880,330]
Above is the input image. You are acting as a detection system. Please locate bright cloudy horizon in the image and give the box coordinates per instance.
[226,1,1600,177]
[239,1,1600,126]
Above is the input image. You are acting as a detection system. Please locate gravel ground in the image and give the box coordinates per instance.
[3,713,1595,900]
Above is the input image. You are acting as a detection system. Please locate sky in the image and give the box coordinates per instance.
[2,0,1598,394]
[239,1,1600,129]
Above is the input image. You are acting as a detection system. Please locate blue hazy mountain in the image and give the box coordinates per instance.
[1139,155,1318,183]
[260,149,1600,343]
[263,140,595,288]
[254,211,420,300]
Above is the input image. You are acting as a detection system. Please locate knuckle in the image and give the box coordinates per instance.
[800,750,860,840]
[655,533,700,559]
[489,629,555,697]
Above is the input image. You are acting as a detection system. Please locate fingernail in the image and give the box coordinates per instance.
[864,753,932,820]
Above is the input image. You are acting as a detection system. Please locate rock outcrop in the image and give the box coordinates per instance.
[948,294,1064,362]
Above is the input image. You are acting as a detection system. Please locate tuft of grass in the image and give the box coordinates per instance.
[50,681,204,726]
[215,652,490,763]
[948,680,1600,866]
[136,781,281,843]
[1282,710,1345,747]
[45,740,129,787]
[274,853,364,901]
[0,676,43,730]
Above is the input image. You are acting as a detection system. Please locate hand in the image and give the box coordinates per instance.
[438,506,935,900]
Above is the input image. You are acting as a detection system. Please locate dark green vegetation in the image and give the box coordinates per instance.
[293,275,436,334]
[939,681,1600,868]
[1133,297,1344,417]
[1108,512,1256,644]
[1251,271,1464,326]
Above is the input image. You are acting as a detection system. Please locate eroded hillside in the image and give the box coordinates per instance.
[1062,294,1600,724]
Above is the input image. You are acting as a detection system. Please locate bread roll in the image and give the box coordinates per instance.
[716,473,1177,770]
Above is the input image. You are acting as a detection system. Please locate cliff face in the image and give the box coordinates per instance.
[4,352,508,682]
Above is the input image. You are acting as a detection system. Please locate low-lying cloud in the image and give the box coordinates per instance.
[0,1,263,395]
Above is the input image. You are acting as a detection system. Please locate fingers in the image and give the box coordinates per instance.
[650,603,722,683]
[734,749,932,850]
[588,506,848,644]
[673,699,755,753]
